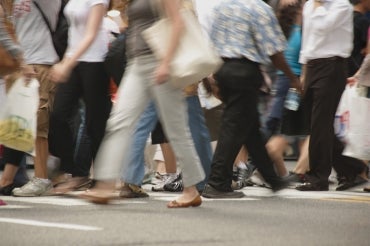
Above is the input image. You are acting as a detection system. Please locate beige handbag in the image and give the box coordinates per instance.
[142,1,223,88]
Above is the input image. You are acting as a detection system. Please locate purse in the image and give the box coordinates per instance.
[0,1,20,76]
[142,1,223,88]
[104,31,127,86]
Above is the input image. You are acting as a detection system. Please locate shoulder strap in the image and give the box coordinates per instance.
[33,1,53,34]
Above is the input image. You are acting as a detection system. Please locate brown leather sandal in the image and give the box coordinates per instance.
[79,190,117,205]
[167,195,202,208]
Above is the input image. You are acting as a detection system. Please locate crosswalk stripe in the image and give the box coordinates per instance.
[0,218,102,231]
[1,187,369,207]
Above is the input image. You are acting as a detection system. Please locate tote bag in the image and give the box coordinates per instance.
[0,77,39,154]
[142,6,223,88]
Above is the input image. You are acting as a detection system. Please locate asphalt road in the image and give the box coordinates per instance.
[1,181,370,246]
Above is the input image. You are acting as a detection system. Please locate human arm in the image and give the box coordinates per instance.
[50,3,107,83]
[154,0,185,84]
[270,52,302,92]
[0,6,22,61]
[0,6,36,81]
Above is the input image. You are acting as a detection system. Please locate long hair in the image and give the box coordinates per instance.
[277,0,303,39]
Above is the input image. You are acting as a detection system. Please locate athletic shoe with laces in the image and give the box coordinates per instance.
[152,173,179,191]
[163,174,183,192]
[150,172,167,186]
[246,170,271,188]
[231,162,255,190]
[12,177,53,197]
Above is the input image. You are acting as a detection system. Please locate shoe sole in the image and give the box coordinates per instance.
[12,190,54,197]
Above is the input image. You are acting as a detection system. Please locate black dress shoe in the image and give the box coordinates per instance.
[201,184,245,198]
[268,177,290,192]
[286,171,306,183]
[336,176,368,191]
[0,183,24,196]
[296,182,329,191]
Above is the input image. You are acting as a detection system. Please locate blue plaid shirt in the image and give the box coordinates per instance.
[210,0,286,64]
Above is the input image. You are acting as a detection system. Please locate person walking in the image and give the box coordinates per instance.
[296,0,368,191]
[80,0,205,208]
[201,0,301,199]
[49,0,112,191]
[1,0,61,197]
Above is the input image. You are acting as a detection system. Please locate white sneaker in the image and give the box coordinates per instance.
[150,172,167,186]
[248,170,271,188]
[12,177,53,197]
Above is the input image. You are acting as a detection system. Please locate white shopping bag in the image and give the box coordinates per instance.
[0,77,39,154]
[335,84,370,160]
[197,81,222,109]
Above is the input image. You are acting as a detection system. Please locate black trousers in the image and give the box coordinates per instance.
[304,57,365,185]
[2,147,24,167]
[49,62,112,175]
[207,59,280,191]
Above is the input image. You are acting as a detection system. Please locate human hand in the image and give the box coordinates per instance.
[21,65,36,84]
[154,62,170,85]
[49,62,72,83]
[279,0,299,8]
[347,76,357,86]
[313,0,323,9]
[291,76,303,94]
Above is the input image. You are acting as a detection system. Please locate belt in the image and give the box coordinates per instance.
[221,57,258,65]
[307,56,345,65]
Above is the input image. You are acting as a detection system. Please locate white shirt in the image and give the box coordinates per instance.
[193,0,221,36]
[64,0,109,62]
[299,0,353,64]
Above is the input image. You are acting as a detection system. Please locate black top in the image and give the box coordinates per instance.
[348,11,370,76]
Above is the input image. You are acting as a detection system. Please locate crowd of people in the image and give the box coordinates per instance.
[0,0,369,207]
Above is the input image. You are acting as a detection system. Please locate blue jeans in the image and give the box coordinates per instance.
[263,74,291,138]
[121,95,212,190]
[268,74,291,120]
[120,101,157,186]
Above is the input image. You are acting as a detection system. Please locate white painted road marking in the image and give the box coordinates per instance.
[1,186,369,207]
[0,218,103,231]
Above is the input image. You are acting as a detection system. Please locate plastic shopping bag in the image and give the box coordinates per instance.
[335,84,370,160]
[0,77,39,154]
[334,86,350,141]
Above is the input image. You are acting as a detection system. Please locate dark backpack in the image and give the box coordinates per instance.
[104,32,127,86]
[33,0,69,60]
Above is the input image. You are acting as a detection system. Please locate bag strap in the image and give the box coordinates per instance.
[150,0,195,19]
[33,1,53,34]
